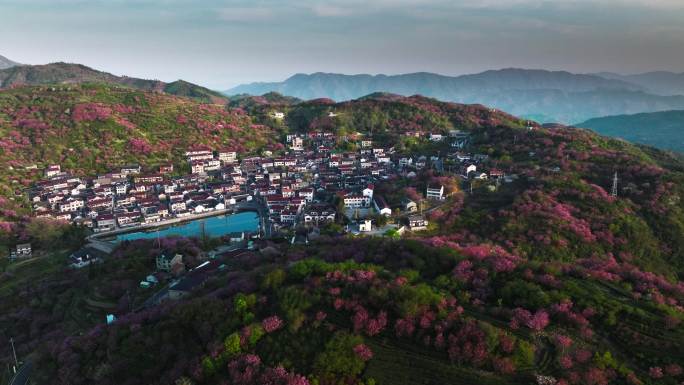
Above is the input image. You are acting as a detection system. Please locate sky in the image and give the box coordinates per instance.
[2,0,684,90]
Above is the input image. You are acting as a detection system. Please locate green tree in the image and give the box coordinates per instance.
[314,332,366,378]
[224,332,242,357]
[262,268,286,290]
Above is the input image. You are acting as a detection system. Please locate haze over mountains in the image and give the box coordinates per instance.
[228,69,684,124]
[595,71,684,96]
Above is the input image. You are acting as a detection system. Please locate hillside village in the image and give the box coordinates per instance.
[24,126,509,242]
[3,90,684,385]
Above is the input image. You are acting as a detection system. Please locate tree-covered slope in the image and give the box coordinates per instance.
[0,83,279,228]
[225,70,684,124]
[578,110,684,153]
[0,62,227,103]
[1,85,684,385]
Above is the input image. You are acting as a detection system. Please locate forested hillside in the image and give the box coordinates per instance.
[578,110,684,153]
[1,84,684,385]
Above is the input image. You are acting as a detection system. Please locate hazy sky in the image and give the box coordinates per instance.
[2,0,684,90]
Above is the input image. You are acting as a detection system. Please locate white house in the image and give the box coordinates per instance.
[362,184,374,200]
[10,243,32,260]
[359,219,372,232]
[69,248,103,269]
[343,195,370,208]
[402,198,418,212]
[465,164,477,176]
[426,185,444,200]
[45,165,61,178]
[290,137,304,151]
[219,150,237,164]
[408,215,429,231]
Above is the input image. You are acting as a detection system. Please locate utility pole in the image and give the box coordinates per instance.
[611,172,619,198]
[10,337,18,373]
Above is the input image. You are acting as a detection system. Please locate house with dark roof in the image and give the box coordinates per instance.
[373,196,392,216]
[69,247,104,269]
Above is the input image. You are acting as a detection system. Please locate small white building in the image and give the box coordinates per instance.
[359,219,372,232]
[426,185,444,200]
[402,198,418,213]
[409,215,428,231]
[10,243,32,260]
[362,184,374,200]
[45,165,61,178]
[69,248,103,269]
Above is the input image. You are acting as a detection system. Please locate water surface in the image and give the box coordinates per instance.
[114,211,259,242]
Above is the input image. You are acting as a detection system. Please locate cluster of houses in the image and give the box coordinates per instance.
[24,128,511,237]
[28,148,250,233]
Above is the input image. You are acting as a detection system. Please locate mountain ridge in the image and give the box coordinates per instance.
[225,69,684,123]
[228,69,643,97]
[593,71,684,96]
[0,62,227,103]
[577,109,684,153]
[0,54,20,70]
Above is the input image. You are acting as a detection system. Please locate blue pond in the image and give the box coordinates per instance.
[113,211,259,242]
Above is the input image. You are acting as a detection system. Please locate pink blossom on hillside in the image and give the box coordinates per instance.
[648,366,663,379]
[72,103,112,122]
[584,367,609,385]
[492,357,516,374]
[262,316,284,333]
[128,138,153,155]
[352,306,369,333]
[574,349,592,363]
[554,334,573,349]
[395,318,416,337]
[559,355,574,369]
[353,344,373,361]
[526,310,550,332]
[664,363,682,376]
[315,311,327,322]
[499,334,514,353]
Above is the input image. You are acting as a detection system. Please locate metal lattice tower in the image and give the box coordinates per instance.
[611,172,619,197]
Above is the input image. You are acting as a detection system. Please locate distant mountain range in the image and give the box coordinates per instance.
[578,110,684,153]
[227,69,684,124]
[2,54,682,152]
[0,61,227,103]
[0,54,20,70]
[594,71,684,96]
